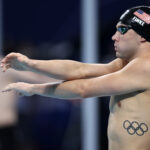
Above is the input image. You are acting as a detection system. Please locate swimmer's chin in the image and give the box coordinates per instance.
[115,52,121,58]
[116,54,129,61]
[115,53,124,59]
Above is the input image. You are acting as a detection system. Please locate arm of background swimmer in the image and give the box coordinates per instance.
[31,58,148,99]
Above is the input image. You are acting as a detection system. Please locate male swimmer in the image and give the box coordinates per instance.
[1,5,150,150]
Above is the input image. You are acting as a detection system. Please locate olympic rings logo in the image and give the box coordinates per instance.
[123,120,148,136]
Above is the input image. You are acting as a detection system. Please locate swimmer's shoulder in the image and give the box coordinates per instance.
[121,56,150,76]
[129,56,150,68]
[115,56,150,70]
[107,56,150,73]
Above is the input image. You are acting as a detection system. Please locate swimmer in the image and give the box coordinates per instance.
[1,5,150,150]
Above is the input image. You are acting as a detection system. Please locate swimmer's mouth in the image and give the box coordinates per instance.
[114,45,118,51]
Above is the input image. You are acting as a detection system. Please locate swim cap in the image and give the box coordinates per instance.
[119,6,150,41]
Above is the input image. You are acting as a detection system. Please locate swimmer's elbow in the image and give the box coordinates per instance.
[73,84,86,99]
[78,86,92,99]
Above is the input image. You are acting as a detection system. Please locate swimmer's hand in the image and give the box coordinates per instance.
[2,82,34,96]
[0,53,30,72]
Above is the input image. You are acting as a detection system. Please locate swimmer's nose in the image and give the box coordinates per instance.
[112,31,120,41]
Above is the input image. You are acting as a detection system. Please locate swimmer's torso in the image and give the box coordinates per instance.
[108,89,150,150]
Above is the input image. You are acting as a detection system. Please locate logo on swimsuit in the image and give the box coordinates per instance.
[123,120,148,136]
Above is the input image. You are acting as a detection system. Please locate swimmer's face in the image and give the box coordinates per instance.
[112,22,141,60]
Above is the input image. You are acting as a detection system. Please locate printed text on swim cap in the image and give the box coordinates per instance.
[132,16,145,26]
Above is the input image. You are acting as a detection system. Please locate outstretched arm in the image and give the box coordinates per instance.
[2,58,149,99]
[1,52,127,80]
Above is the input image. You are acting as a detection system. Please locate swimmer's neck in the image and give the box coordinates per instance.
[122,54,150,62]
[122,45,150,62]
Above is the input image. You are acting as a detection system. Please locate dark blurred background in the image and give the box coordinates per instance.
[1,0,149,150]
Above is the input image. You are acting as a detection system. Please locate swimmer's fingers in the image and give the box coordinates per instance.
[1,58,9,64]
[1,57,11,72]
[0,53,19,68]
[1,64,11,72]
[1,53,19,63]
[1,53,15,64]
[2,82,34,96]
[1,83,15,92]
[2,82,22,93]
[2,85,24,96]
[1,53,29,71]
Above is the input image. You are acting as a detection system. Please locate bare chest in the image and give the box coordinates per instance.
[109,90,150,114]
